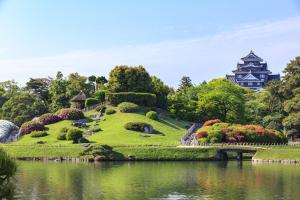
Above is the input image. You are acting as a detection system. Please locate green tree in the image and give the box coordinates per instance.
[25,78,51,102]
[108,65,153,92]
[66,73,90,97]
[49,72,69,111]
[281,57,300,138]
[1,92,47,126]
[197,79,245,123]
[151,76,171,109]
[0,81,20,98]
[177,76,192,92]
[95,76,108,90]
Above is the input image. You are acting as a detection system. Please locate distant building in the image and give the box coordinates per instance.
[226,50,280,91]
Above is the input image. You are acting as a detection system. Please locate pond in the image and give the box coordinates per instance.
[14,161,300,200]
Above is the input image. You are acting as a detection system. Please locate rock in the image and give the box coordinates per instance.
[143,125,154,134]
[78,137,90,144]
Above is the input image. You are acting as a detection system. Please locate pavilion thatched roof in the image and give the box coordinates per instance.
[70,91,87,102]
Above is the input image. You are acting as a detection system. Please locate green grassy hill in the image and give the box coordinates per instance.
[13,106,189,146]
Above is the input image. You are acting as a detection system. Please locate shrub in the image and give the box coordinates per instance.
[66,128,83,143]
[91,127,101,132]
[38,113,61,125]
[106,92,156,107]
[96,105,107,112]
[94,90,107,102]
[30,131,48,138]
[203,119,222,127]
[20,121,45,135]
[60,127,69,133]
[85,98,99,107]
[124,122,152,132]
[105,108,116,115]
[57,133,67,140]
[78,137,90,143]
[57,108,84,120]
[146,111,158,120]
[118,102,139,113]
[196,120,288,144]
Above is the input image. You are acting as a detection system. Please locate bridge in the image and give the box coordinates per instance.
[215,148,257,161]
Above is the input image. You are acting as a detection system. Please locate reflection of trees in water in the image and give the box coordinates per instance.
[0,149,16,199]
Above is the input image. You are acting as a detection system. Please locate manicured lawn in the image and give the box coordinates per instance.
[13,107,189,146]
[253,146,300,160]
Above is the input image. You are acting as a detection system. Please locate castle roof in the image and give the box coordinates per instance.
[241,50,263,62]
[240,72,259,81]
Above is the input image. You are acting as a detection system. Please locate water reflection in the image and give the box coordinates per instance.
[14,161,300,200]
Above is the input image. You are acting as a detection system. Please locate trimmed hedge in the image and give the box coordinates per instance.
[94,90,107,102]
[196,120,288,144]
[106,92,156,107]
[146,111,158,120]
[38,113,61,125]
[57,108,84,120]
[105,108,116,115]
[85,98,99,107]
[118,102,139,113]
[30,131,48,138]
[124,122,152,132]
[20,121,45,135]
[57,132,67,140]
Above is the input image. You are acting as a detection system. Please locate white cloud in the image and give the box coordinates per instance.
[0,17,300,87]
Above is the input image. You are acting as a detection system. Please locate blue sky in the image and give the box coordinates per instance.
[0,0,300,87]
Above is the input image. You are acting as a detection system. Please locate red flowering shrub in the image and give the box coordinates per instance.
[196,119,287,144]
[197,131,208,138]
[38,113,61,125]
[203,119,222,127]
[20,121,45,135]
[57,108,84,120]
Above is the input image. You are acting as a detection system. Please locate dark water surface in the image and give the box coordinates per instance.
[14,161,300,200]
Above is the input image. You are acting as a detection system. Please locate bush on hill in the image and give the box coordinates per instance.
[105,108,116,115]
[57,132,66,140]
[94,90,107,103]
[96,104,106,112]
[118,102,139,113]
[124,122,152,132]
[30,131,48,138]
[37,113,61,125]
[146,111,159,120]
[85,98,99,107]
[20,121,45,135]
[196,120,288,144]
[106,92,156,107]
[66,128,83,143]
[56,108,84,120]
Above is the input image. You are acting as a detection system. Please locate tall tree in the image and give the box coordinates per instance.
[108,65,153,92]
[66,73,91,97]
[197,78,245,123]
[26,78,51,102]
[177,76,192,92]
[49,72,69,111]
[151,76,171,109]
[96,76,108,90]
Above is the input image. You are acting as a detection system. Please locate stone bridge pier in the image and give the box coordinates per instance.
[215,148,257,161]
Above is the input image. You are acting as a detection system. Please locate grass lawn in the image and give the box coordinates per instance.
[253,146,300,160]
[12,107,189,146]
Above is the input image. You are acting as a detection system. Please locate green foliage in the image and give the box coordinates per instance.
[0,148,16,199]
[66,129,83,143]
[66,72,92,98]
[30,131,48,138]
[124,122,152,132]
[91,127,102,132]
[118,102,140,113]
[60,127,69,133]
[177,76,192,92]
[25,78,51,102]
[95,104,107,112]
[1,92,48,126]
[49,72,69,111]
[85,98,99,107]
[151,76,171,109]
[108,65,153,92]
[105,108,116,115]
[106,92,156,107]
[198,78,245,123]
[94,90,107,102]
[57,132,67,140]
[146,111,158,120]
